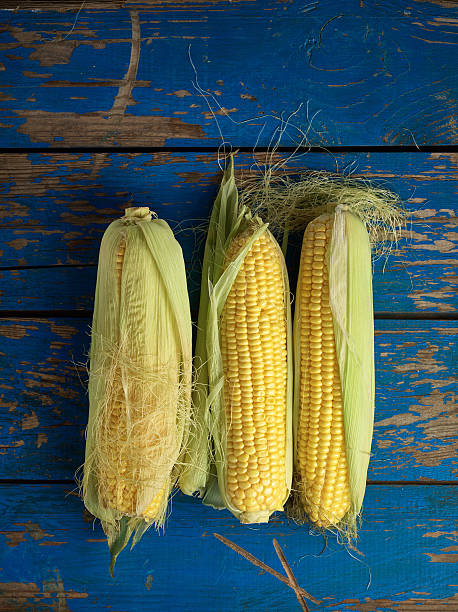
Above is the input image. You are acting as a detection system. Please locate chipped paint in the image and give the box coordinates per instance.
[408,287,457,313]
[6,12,208,147]
[6,238,36,251]
[376,390,456,431]
[14,110,205,146]
[0,530,27,547]
[0,482,456,609]
[1,3,457,148]
[21,410,39,430]
[0,398,17,412]
[1,317,456,480]
[338,594,458,611]
[145,575,154,590]
[0,521,53,549]
[0,582,42,611]
[424,552,458,563]
[106,11,141,143]
[203,107,238,119]
[86,538,106,543]
[423,530,458,539]
[0,323,38,339]
[36,432,48,448]
[392,345,448,375]
[49,322,79,339]
[0,569,91,611]
[168,90,192,97]
[13,521,53,541]
[376,390,457,468]
[0,152,456,317]
[0,440,24,454]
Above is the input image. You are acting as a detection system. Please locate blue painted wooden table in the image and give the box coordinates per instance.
[0,2,456,610]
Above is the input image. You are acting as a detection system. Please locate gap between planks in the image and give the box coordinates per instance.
[0,311,457,321]
[0,145,457,155]
[0,479,455,486]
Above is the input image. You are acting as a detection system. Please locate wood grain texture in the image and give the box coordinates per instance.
[0,1,457,147]
[0,318,456,481]
[1,151,457,313]
[0,484,456,611]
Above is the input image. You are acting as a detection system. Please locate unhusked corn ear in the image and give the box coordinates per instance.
[220,229,290,523]
[95,232,175,521]
[293,207,374,534]
[82,207,192,573]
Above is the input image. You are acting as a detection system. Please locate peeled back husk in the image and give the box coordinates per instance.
[329,207,375,526]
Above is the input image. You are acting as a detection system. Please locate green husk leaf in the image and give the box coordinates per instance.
[329,208,375,531]
[106,516,133,578]
[178,159,239,496]
[201,461,225,510]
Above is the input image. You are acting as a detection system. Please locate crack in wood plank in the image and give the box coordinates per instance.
[106,10,141,142]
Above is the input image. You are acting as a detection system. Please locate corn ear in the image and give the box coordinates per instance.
[181,158,293,523]
[216,227,293,522]
[293,205,374,535]
[82,207,192,574]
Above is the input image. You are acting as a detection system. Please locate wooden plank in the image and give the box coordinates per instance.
[1,151,457,313]
[0,318,455,481]
[372,322,457,481]
[0,2,457,147]
[0,483,456,611]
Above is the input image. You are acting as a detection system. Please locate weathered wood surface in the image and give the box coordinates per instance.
[0,318,456,481]
[0,1,456,608]
[0,484,456,611]
[1,151,457,313]
[0,1,457,147]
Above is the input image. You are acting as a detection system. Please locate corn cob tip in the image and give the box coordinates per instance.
[123,206,154,220]
[240,510,276,524]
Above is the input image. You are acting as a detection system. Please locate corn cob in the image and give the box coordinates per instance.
[96,231,175,521]
[221,229,289,523]
[296,214,350,526]
[238,169,403,535]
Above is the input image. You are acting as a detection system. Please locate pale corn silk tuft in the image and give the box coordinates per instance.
[81,207,193,574]
[239,169,406,256]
